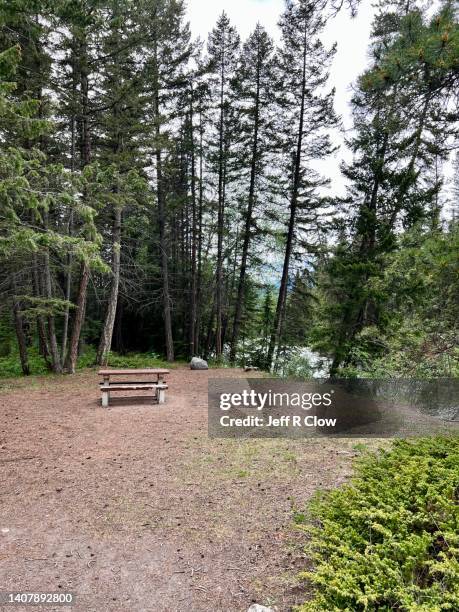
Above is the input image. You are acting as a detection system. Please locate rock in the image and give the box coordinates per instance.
[190,357,208,370]
[247,605,274,612]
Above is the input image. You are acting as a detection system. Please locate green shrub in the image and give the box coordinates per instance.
[0,346,50,377]
[297,437,459,611]
[100,351,172,369]
[0,346,172,377]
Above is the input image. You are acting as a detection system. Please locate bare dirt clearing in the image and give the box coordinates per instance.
[0,368,361,611]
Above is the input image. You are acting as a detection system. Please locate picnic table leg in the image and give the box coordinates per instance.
[155,374,166,404]
[102,376,110,407]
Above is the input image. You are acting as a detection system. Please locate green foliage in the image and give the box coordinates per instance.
[0,0,457,374]
[297,436,459,611]
[310,0,459,377]
[0,346,76,377]
[328,224,459,378]
[0,309,13,356]
[100,351,172,369]
[362,4,459,91]
[281,270,314,349]
[280,351,313,378]
[0,346,172,378]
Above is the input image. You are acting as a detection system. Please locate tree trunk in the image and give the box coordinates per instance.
[205,292,217,359]
[65,261,89,374]
[155,84,174,361]
[195,107,204,355]
[31,252,50,365]
[11,276,30,376]
[215,57,226,361]
[96,206,122,365]
[61,244,72,367]
[43,248,62,373]
[189,97,198,358]
[62,54,77,366]
[159,188,174,362]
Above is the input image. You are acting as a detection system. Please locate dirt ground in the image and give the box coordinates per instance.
[0,368,361,612]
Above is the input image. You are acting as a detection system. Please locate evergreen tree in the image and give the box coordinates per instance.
[94,0,147,365]
[320,0,459,375]
[206,12,240,360]
[0,0,456,378]
[0,40,103,374]
[229,23,277,363]
[140,0,193,362]
[267,0,338,371]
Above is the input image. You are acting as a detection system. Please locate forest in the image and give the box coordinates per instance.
[0,0,458,378]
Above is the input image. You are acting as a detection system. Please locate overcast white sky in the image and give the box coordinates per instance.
[186,0,377,196]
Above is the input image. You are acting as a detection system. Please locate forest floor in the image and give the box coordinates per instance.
[0,367,368,612]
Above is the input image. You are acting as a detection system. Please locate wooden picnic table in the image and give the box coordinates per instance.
[98,368,170,407]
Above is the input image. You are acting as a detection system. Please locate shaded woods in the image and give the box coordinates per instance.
[0,0,458,377]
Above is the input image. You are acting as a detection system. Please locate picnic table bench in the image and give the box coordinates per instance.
[98,368,169,407]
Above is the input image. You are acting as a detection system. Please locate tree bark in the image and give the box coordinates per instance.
[157,152,174,362]
[62,50,77,366]
[189,96,198,358]
[43,248,62,373]
[153,43,174,361]
[31,252,50,365]
[65,261,89,374]
[96,206,122,365]
[61,242,72,367]
[215,53,226,361]
[195,107,204,355]
[11,275,30,376]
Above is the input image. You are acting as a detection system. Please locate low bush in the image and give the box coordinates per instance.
[0,346,172,377]
[297,436,459,611]
[100,351,172,369]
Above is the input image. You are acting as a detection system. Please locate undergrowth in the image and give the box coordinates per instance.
[296,436,459,611]
[0,345,174,377]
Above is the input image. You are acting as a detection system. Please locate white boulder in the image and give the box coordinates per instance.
[190,357,208,370]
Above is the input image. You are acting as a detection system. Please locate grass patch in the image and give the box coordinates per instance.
[180,437,311,487]
[296,436,459,611]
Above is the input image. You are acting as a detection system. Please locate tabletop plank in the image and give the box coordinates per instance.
[98,368,169,376]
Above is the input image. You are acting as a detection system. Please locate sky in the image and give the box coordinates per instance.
[186,0,377,196]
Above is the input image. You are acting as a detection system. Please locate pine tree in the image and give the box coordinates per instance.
[141,0,193,362]
[57,0,102,373]
[318,0,459,375]
[0,38,103,374]
[206,12,240,360]
[267,0,338,371]
[95,0,147,365]
[229,23,276,363]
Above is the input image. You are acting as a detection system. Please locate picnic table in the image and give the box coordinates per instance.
[98,368,169,407]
